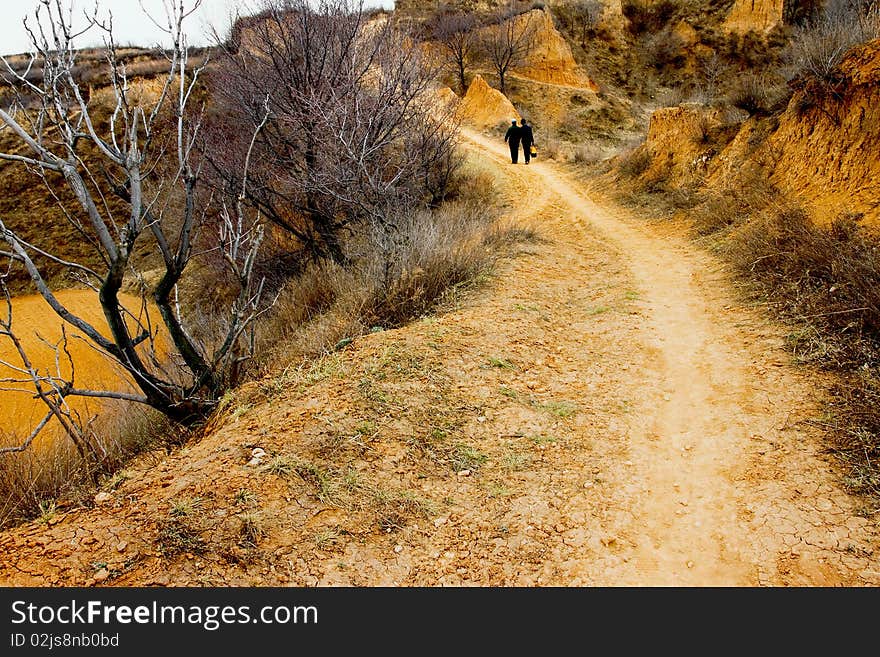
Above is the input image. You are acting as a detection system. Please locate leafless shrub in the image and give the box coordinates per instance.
[481,3,539,95]
[255,193,535,366]
[617,142,651,178]
[427,9,481,94]
[726,208,880,369]
[540,138,564,161]
[552,0,603,45]
[727,73,768,115]
[663,183,702,210]
[689,192,736,235]
[686,169,777,236]
[655,86,688,107]
[786,0,826,26]
[621,0,677,36]
[697,51,727,104]
[358,202,501,327]
[825,370,880,498]
[0,438,84,529]
[787,0,880,91]
[206,0,461,264]
[572,143,604,165]
[643,29,686,71]
[726,73,788,116]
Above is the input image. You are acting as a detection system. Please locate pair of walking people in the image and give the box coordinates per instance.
[504,118,535,164]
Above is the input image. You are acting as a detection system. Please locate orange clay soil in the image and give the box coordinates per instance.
[0,131,877,586]
[0,290,152,449]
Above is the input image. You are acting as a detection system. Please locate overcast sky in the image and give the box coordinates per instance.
[0,1,394,56]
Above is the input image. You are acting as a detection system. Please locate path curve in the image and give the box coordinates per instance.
[464,129,879,585]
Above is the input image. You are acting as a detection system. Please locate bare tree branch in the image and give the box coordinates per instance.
[427,9,480,94]
[482,4,538,95]
[0,0,274,456]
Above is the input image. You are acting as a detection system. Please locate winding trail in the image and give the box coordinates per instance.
[457,130,879,585]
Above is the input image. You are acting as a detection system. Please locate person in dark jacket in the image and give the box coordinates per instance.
[504,119,521,164]
[520,118,535,165]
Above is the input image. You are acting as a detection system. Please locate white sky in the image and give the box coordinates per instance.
[0,0,394,56]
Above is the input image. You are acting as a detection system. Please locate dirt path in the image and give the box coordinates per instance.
[458,130,879,585]
[0,131,877,587]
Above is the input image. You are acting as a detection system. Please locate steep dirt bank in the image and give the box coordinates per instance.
[628,38,880,226]
[510,8,598,90]
[724,0,789,34]
[753,38,880,223]
[0,131,877,586]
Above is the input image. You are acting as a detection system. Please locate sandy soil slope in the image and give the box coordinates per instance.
[0,290,150,447]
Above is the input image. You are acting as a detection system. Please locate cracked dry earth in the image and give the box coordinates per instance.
[1,130,878,587]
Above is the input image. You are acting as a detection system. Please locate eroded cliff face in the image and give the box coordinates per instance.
[723,0,792,34]
[639,39,880,225]
[514,9,598,88]
[709,39,880,223]
[759,39,880,222]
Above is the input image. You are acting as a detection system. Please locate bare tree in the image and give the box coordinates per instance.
[482,5,538,95]
[0,0,272,454]
[556,0,603,45]
[427,9,480,94]
[206,0,461,265]
[698,51,726,103]
[785,0,825,26]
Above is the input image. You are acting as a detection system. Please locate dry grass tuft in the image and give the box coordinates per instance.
[254,196,536,368]
[616,142,652,179]
[0,404,186,528]
[724,207,880,370]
